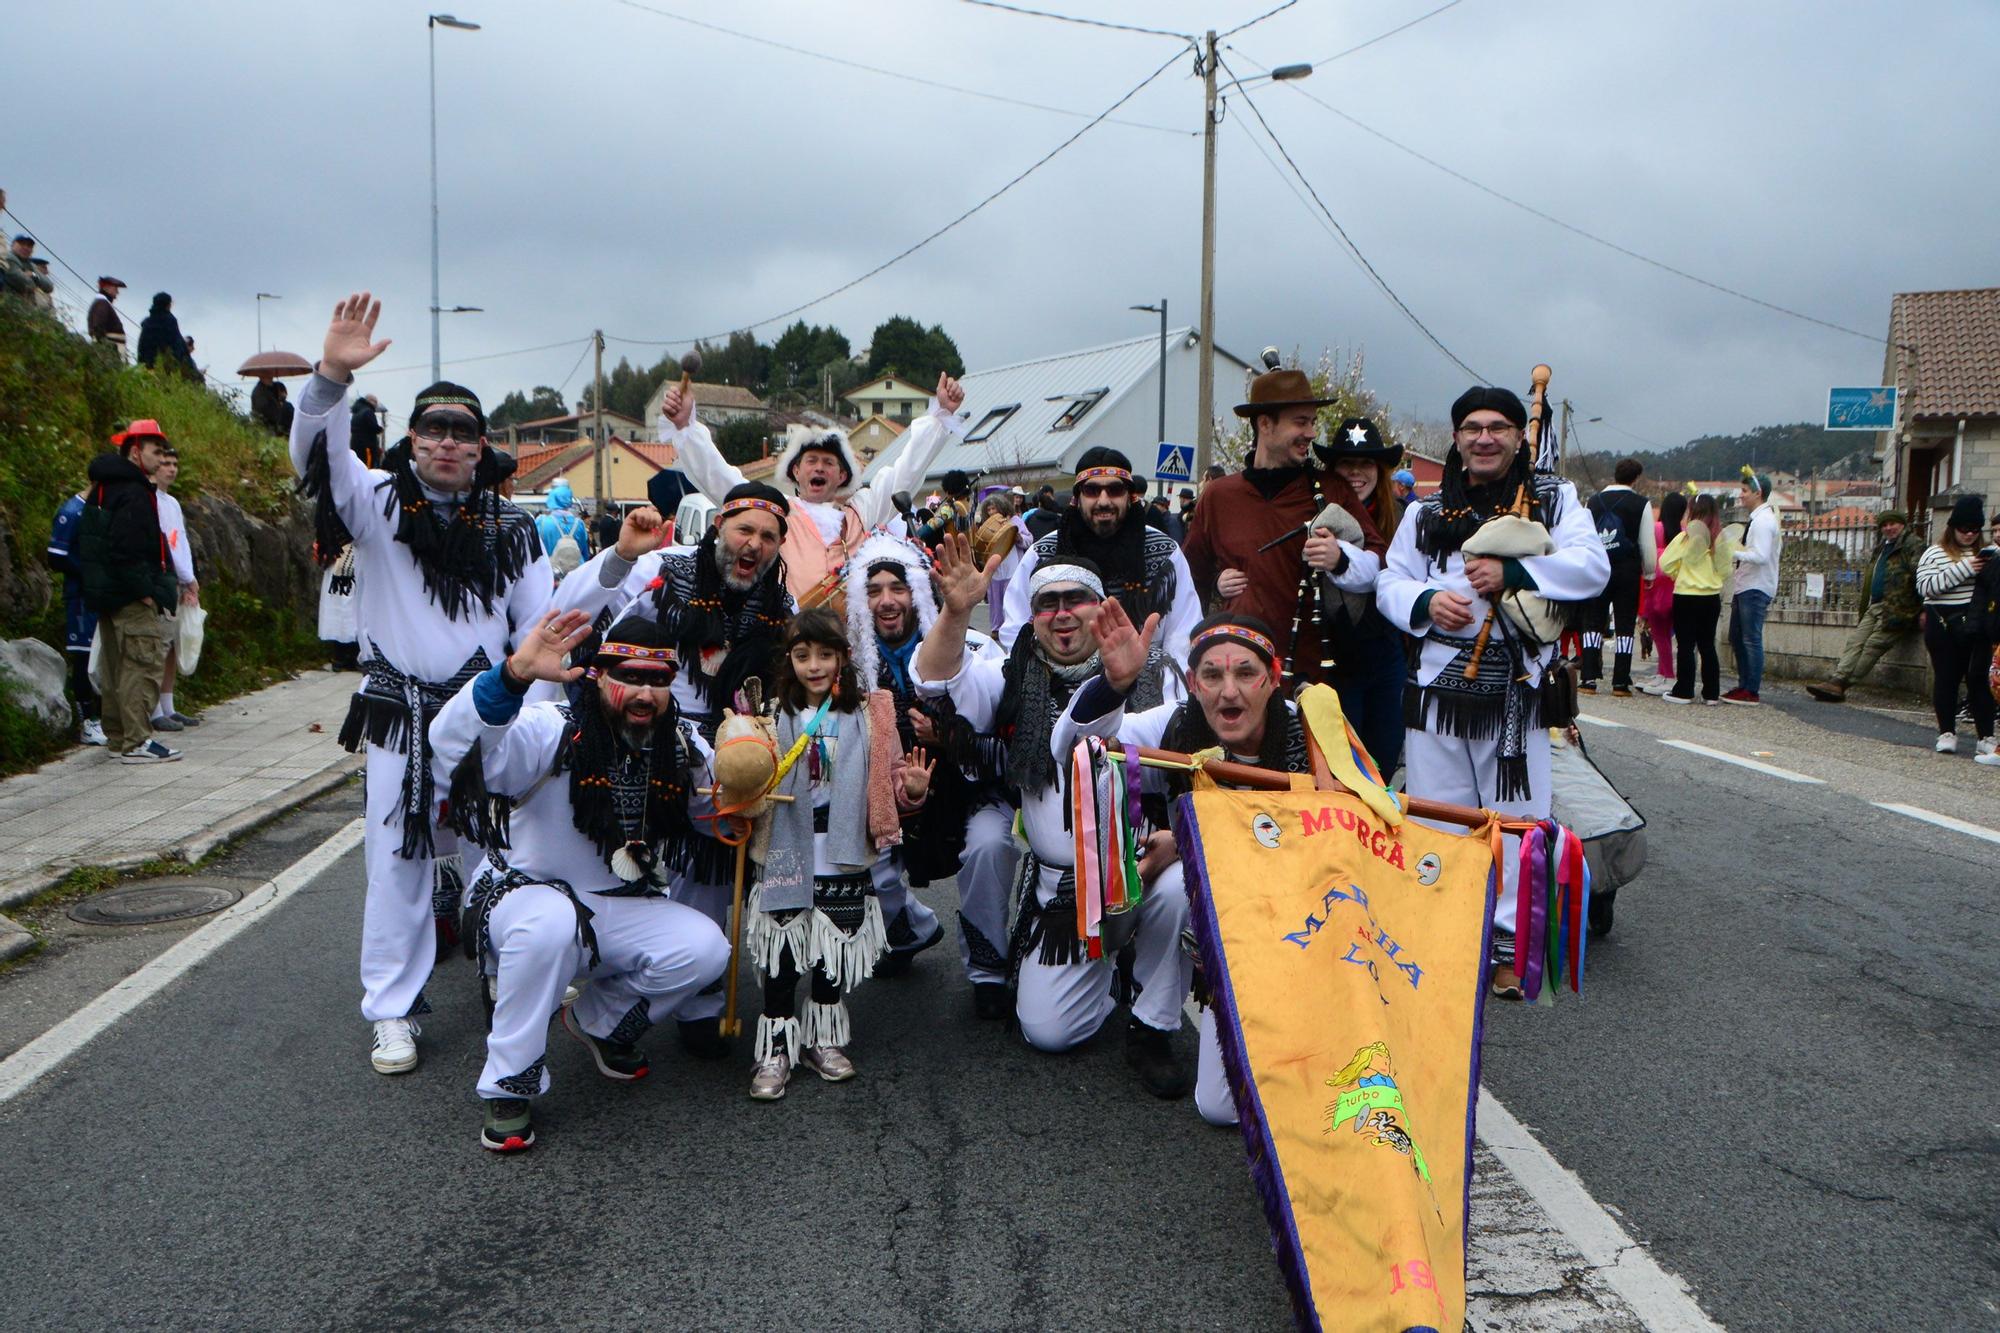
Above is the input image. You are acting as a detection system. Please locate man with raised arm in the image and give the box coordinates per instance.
[291,292,553,1076]
[658,372,967,602]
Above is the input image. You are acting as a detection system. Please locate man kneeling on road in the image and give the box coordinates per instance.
[430,610,732,1153]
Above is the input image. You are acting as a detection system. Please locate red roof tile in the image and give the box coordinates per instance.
[1887,287,2000,420]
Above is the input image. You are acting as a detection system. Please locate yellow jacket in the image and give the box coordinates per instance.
[1660,522,1734,596]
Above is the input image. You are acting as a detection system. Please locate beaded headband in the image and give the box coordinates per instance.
[718,496,788,524]
[1191,623,1279,666]
[1074,466,1133,487]
[598,642,678,664]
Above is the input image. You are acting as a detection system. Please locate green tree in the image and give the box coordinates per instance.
[866,316,963,384]
[695,330,773,395]
[770,321,852,395]
[714,415,770,466]
[489,385,568,430]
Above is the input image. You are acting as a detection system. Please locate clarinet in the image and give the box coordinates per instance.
[1285,469,1339,690]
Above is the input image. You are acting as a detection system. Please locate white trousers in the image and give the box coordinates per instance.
[1016,859,1191,1052]
[479,885,730,1099]
[666,868,735,1021]
[1401,726,1552,934]
[1195,1005,1237,1127]
[956,801,1021,984]
[870,849,942,950]
[359,742,457,1022]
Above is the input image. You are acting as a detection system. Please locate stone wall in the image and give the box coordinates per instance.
[1718,603,1930,697]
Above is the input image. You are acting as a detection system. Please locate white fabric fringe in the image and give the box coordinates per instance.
[807,894,886,992]
[801,999,850,1052]
[754,1013,800,1065]
[744,884,815,981]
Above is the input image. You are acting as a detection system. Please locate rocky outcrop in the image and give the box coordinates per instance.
[0,514,54,630]
[0,637,70,731]
[182,494,318,611]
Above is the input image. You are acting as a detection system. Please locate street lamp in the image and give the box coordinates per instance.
[255,292,281,351]
[1130,300,1167,448]
[1195,40,1311,478]
[429,12,480,383]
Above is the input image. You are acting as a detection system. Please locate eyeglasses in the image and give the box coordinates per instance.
[1030,590,1102,616]
[1454,422,1520,440]
[605,663,675,686]
[1078,482,1129,501]
[411,413,480,445]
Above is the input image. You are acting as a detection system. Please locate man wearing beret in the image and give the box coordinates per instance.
[1807,509,1921,702]
[1377,386,1609,998]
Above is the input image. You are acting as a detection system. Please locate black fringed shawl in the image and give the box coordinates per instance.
[651,534,791,719]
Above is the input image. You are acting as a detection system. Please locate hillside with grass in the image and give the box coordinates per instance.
[0,301,323,768]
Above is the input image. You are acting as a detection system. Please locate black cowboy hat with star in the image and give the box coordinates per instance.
[1313,416,1402,468]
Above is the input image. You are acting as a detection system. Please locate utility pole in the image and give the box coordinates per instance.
[1195,29,1219,479]
[591,329,606,505]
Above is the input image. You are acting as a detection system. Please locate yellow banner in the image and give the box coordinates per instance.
[1177,785,1497,1333]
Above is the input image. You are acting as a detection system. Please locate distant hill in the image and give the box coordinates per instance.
[1581,422,1875,482]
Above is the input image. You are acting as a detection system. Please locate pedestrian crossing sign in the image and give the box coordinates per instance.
[1155,442,1194,481]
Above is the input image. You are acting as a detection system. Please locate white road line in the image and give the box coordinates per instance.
[1577,713,1627,728]
[1657,738,1824,784]
[1871,802,2000,847]
[1478,1088,1722,1331]
[0,819,364,1107]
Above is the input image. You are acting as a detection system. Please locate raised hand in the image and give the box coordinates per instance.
[662,385,694,431]
[935,371,965,415]
[616,504,668,560]
[934,531,1001,617]
[506,609,595,685]
[1093,597,1159,694]
[320,292,392,381]
[900,745,936,802]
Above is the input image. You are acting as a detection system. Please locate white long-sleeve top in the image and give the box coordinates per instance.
[290,374,552,683]
[1916,544,1979,607]
[661,403,965,540]
[1376,480,1610,691]
[155,491,197,586]
[428,677,719,896]
[1730,503,1781,598]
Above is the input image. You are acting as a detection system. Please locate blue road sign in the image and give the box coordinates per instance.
[1155,442,1194,481]
[1826,387,1897,431]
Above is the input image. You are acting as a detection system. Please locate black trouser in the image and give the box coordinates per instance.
[762,931,839,1019]
[1922,613,1995,738]
[1670,593,1721,701]
[66,649,99,722]
[1582,561,1643,688]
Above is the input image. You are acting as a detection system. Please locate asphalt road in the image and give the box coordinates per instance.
[1480,705,2000,1331]
[0,802,1291,1332]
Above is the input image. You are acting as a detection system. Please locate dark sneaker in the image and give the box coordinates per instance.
[170,711,201,727]
[875,909,945,977]
[150,713,184,732]
[1577,682,1598,695]
[1805,681,1846,702]
[677,1015,735,1060]
[1721,688,1761,705]
[1610,686,1633,699]
[972,982,1011,1021]
[1124,1019,1192,1100]
[119,739,183,764]
[480,1097,536,1153]
[562,1006,649,1081]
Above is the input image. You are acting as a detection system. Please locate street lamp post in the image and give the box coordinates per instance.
[1130,300,1167,447]
[255,292,280,352]
[429,13,480,384]
[1195,49,1312,479]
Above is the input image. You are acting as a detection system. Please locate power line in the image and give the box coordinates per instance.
[364,337,593,378]
[1218,0,1299,41]
[1314,0,1467,64]
[1216,54,1485,381]
[555,338,595,398]
[609,0,1190,135]
[1260,74,1908,352]
[607,43,1190,349]
[960,0,1193,40]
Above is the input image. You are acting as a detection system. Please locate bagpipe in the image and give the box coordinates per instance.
[1463,364,1562,676]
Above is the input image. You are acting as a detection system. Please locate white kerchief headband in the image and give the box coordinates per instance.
[1029,562,1104,601]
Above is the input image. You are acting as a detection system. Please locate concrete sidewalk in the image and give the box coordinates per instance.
[0,668,361,956]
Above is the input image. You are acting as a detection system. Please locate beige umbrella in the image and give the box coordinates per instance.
[237,350,313,379]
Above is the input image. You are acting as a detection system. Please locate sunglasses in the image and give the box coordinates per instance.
[411,413,480,445]
[1031,589,1102,616]
[1078,482,1129,501]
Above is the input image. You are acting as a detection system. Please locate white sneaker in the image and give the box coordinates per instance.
[80,718,107,746]
[1936,733,1958,755]
[370,1017,421,1074]
[1976,738,2000,767]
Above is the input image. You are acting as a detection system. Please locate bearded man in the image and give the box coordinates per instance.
[1054,610,1312,1124]
[1182,366,1385,685]
[548,485,796,1054]
[430,611,732,1153]
[291,292,552,1076]
[1376,386,1608,997]
[659,374,965,602]
[999,446,1201,663]
[843,531,1016,1003]
[914,536,1193,1095]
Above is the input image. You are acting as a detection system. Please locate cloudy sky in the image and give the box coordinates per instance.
[11,0,1994,449]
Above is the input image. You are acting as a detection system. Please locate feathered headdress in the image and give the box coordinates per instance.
[842,529,937,688]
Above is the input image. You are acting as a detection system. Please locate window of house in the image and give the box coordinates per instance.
[1046,387,1109,432]
[872,401,884,416]
[965,403,1020,443]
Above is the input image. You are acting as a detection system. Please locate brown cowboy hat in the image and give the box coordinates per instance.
[1233,367,1336,419]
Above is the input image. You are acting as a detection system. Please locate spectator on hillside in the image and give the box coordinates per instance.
[1806,509,1922,703]
[250,377,284,434]
[148,445,202,732]
[349,394,384,467]
[1,234,53,305]
[87,276,127,352]
[535,480,591,580]
[273,380,293,435]
[136,292,192,373]
[46,486,105,746]
[29,258,55,311]
[1022,483,1064,541]
[76,420,181,763]
[1916,494,1997,764]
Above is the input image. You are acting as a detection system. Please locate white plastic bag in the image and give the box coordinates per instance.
[86,622,104,691]
[178,603,207,676]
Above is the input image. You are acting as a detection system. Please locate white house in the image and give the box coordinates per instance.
[861,327,1252,490]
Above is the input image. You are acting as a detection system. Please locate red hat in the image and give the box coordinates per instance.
[110,418,168,447]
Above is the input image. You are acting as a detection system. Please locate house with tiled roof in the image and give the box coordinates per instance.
[642,380,769,435]
[512,437,676,505]
[846,413,907,466]
[1877,287,2000,519]
[841,374,933,425]
[504,405,647,446]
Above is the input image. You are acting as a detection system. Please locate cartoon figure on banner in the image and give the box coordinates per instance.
[1322,1041,1432,1186]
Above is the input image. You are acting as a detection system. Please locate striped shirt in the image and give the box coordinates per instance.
[1915,544,1978,607]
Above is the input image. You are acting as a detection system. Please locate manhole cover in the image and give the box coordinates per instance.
[69,878,248,926]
